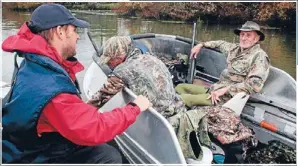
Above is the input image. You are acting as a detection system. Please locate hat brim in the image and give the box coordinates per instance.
[72,18,89,28]
[234,28,265,41]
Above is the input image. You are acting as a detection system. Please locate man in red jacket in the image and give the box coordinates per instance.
[2,3,151,164]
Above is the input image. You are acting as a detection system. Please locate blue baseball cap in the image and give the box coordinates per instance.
[29,4,89,33]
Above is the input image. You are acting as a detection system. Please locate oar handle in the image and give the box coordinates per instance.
[242,114,296,140]
[186,22,197,84]
[260,121,277,132]
[87,31,101,57]
[190,22,197,48]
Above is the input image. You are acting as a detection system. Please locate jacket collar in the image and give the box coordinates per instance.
[2,22,84,81]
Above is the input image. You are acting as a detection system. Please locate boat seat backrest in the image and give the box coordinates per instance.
[251,67,296,111]
[262,67,295,98]
[132,35,227,78]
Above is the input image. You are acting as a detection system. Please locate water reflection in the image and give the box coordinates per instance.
[77,11,296,79]
[2,9,296,80]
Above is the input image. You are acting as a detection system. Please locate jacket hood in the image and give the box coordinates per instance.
[2,22,84,80]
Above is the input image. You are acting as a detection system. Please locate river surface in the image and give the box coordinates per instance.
[2,9,296,97]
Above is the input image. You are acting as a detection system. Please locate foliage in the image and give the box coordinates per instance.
[3,2,296,31]
[256,2,296,30]
[62,2,118,10]
[3,2,118,11]
[257,2,295,21]
[113,2,296,30]
[3,2,46,11]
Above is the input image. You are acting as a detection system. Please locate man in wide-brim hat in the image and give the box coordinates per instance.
[234,21,265,49]
[176,21,270,107]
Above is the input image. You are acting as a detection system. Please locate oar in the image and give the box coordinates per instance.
[186,22,197,84]
[87,31,101,57]
[241,114,296,141]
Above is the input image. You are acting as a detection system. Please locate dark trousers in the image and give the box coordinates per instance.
[62,143,122,164]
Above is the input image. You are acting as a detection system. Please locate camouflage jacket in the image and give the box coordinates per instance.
[113,48,211,160]
[113,48,186,117]
[203,41,270,96]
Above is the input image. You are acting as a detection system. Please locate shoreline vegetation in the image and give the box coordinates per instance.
[3,2,296,31]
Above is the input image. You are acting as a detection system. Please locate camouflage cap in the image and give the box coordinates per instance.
[234,21,265,41]
[98,36,133,65]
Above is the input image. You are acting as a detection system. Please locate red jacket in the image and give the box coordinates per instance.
[2,23,141,146]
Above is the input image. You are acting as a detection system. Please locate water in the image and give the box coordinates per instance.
[2,9,296,91]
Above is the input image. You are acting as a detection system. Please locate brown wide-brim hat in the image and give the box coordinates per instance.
[234,21,265,41]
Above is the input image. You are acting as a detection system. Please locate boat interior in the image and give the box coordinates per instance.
[77,33,297,164]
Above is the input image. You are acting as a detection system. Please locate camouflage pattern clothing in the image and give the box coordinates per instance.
[87,75,124,108]
[203,40,270,97]
[196,106,255,145]
[114,48,212,160]
[151,56,255,146]
[93,36,211,160]
[162,56,256,147]
[173,41,269,146]
[245,140,296,164]
[114,49,185,117]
